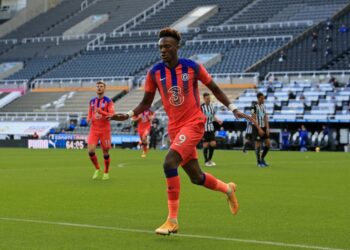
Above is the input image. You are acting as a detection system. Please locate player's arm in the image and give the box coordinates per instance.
[98,101,115,117]
[264,113,270,137]
[87,102,92,125]
[197,63,252,122]
[149,111,155,121]
[108,91,155,121]
[214,115,223,125]
[205,81,252,122]
[108,70,156,121]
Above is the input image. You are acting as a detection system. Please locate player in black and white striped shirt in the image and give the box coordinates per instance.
[242,120,253,153]
[251,92,270,167]
[201,93,223,167]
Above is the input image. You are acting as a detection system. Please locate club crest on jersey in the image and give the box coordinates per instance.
[168,86,184,106]
[182,73,189,81]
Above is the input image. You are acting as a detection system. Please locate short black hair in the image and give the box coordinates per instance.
[203,92,210,98]
[257,92,264,98]
[159,27,181,44]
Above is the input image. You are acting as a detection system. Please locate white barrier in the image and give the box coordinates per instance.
[0,122,59,136]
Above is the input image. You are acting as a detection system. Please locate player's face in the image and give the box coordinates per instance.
[96,83,105,95]
[158,37,179,64]
[204,95,210,104]
[258,95,265,104]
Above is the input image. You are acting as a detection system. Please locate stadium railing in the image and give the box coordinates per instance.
[136,73,259,86]
[92,41,158,50]
[86,33,106,51]
[111,27,201,37]
[111,0,174,34]
[185,35,293,46]
[0,79,28,93]
[0,112,84,122]
[21,33,100,45]
[32,77,134,90]
[206,20,314,32]
[80,0,100,12]
[265,70,350,83]
[0,38,17,45]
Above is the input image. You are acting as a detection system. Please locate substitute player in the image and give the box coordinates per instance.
[201,92,222,167]
[251,92,270,167]
[87,81,115,180]
[132,108,154,157]
[108,28,253,235]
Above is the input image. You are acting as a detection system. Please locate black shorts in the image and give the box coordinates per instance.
[203,131,215,142]
[245,133,252,140]
[252,127,269,141]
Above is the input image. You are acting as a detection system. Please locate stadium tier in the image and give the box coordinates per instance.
[0,0,349,151]
[1,3,350,249]
[249,3,350,73]
[1,0,349,82]
[0,91,70,112]
[4,0,159,39]
[225,0,348,25]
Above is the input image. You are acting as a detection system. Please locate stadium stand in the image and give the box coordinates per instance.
[3,0,84,39]
[0,92,69,112]
[128,0,255,31]
[0,0,350,151]
[3,0,349,82]
[225,0,348,25]
[44,90,119,113]
[248,3,350,74]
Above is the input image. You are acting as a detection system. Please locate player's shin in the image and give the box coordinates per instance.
[255,146,261,163]
[164,168,180,220]
[261,146,269,160]
[201,173,229,194]
[103,154,110,173]
[89,152,100,170]
[203,147,209,162]
[208,146,215,161]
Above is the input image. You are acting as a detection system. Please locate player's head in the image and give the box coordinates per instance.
[96,81,106,96]
[203,92,210,104]
[158,27,181,64]
[257,92,265,104]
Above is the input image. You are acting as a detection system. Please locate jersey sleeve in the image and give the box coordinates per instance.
[197,64,212,85]
[107,101,115,115]
[87,101,93,121]
[144,71,157,93]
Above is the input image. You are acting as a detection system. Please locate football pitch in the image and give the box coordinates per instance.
[0,148,349,250]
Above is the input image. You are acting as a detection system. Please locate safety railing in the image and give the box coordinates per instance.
[86,33,106,50]
[207,20,313,32]
[32,76,134,89]
[185,35,293,46]
[111,0,174,34]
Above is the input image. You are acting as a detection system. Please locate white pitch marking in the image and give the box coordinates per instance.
[0,217,347,250]
[116,163,129,168]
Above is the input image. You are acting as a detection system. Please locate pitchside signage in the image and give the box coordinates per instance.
[27,134,139,149]
[0,122,59,136]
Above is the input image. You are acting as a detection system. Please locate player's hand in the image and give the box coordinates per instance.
[258,128,265,137]
[97,108,109,116]
[107,113,129,121]
[218,120,223,125]
[266,130,270,137]
[233,110,254,123]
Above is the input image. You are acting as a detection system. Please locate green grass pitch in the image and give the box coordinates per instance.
[0,148,349,250]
